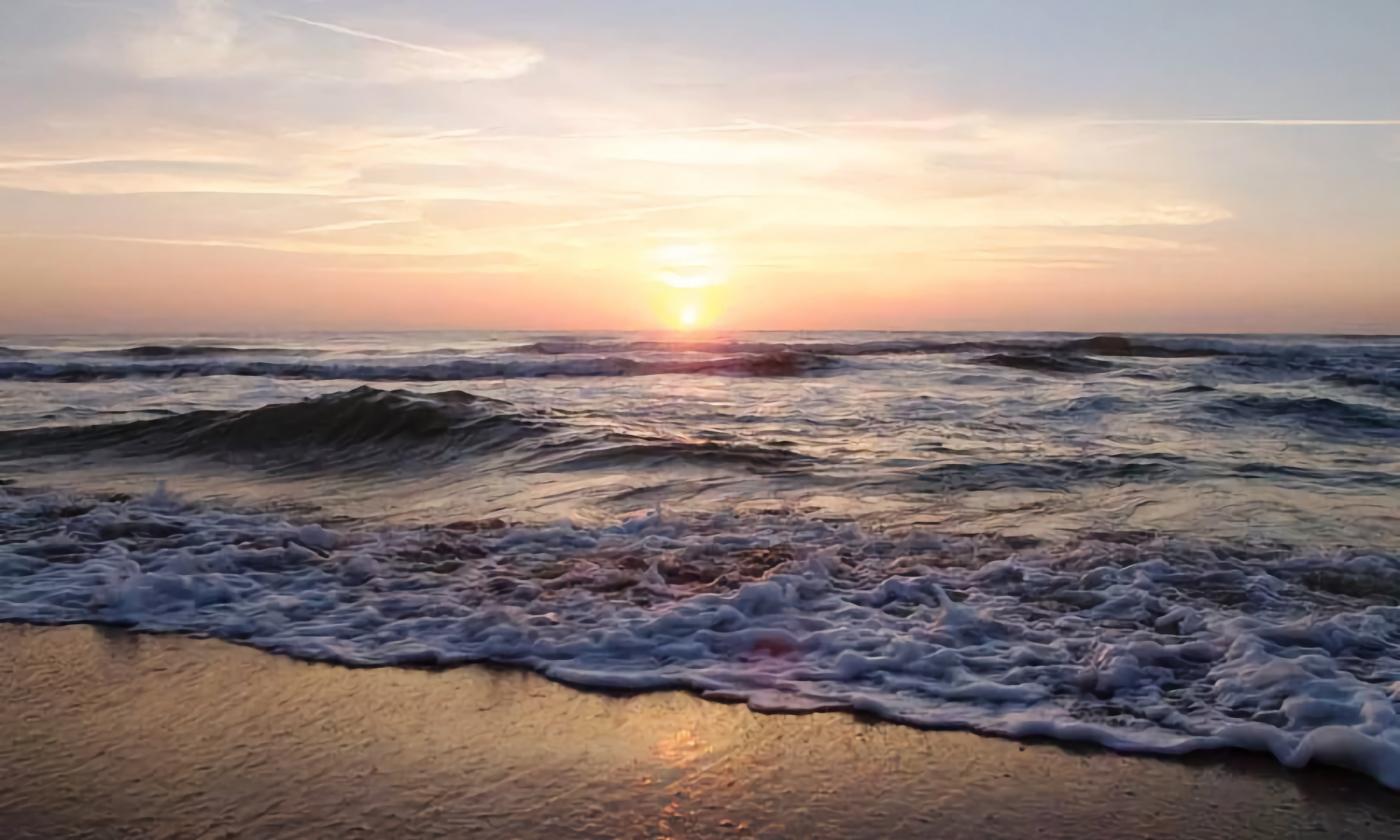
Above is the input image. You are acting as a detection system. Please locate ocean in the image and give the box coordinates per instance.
[1,331,1398,785]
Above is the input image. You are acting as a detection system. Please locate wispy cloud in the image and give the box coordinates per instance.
[122,0,242,78]
[269,14,541,81]
[288,217,417,235]
[108,0,541,82]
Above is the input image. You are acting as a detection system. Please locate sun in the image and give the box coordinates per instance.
[647,241,729,330]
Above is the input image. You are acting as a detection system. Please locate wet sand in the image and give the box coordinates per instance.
[2,624,1398,839]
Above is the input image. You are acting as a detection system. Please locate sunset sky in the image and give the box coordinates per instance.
[2,0,1398,333]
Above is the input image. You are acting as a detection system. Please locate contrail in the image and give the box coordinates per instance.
[269,12,541,78]
[271,13,489,61]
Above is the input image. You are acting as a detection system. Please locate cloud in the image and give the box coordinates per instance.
[270,14,541,82]
[112,0,541,83]
[123,0,242,79]
[0,109,1232,273]
[288,217,418,235]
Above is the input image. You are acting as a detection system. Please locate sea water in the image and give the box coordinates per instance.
[2,331,1398,785]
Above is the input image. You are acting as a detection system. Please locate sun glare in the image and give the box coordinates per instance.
[653,242,729,289]
[649,241,729,330]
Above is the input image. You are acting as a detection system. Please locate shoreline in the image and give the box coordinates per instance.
[3,624,1398,839]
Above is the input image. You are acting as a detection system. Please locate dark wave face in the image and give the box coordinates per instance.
[914,454,1188,492]
[98,344,304,359]
[975,353,1115,375]
[0,386,547,467]
[0,386,809,476]
[1323,372,1400,397]
[2,330,1399,787]
[529,437,811,472]
[1203,394,1400,438]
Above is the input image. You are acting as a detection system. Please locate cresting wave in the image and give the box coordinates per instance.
[3,485,1400,788]
[0,387,808,472]
[0,386,548,463]
[0,349,837,382]
[95,344,304,359]
[1,385,1392,480]
[1203,394,1400,437]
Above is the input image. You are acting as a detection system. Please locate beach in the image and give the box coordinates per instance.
[3,623,1398,839]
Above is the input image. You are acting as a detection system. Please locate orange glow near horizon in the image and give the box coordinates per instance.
[651,241,727,330]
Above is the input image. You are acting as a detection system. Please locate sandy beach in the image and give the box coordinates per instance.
[2,623,1397,839]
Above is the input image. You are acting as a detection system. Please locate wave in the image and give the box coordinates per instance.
[1229,462,1400,489]
[532,437,811,472]
[1203,394,1400,436]
[517,337,979,357]
[0,387,812,475]
[0,350,838,383]
[1060,335,1229,357]
[914,454,1187,491]
[0,386,549,463]
[514,334,1231,359]
[1323,372,1400,397]
[92,344,303,359]
[975,353,1115,375]
[913,454,1400,492]
[3,486,1400,788]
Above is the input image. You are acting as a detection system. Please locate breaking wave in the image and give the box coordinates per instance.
[3,486,1400,788]
[0,387,810,474]
[0,387,549,464]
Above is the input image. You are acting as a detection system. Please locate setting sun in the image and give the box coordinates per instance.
[677,303,701,330]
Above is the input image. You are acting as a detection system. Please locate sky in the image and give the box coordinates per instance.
[1,0,1398,333]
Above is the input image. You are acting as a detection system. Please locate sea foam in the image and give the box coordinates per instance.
[3,486,1399,788]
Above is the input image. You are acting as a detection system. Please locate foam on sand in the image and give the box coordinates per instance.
[2,486,1399,787]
